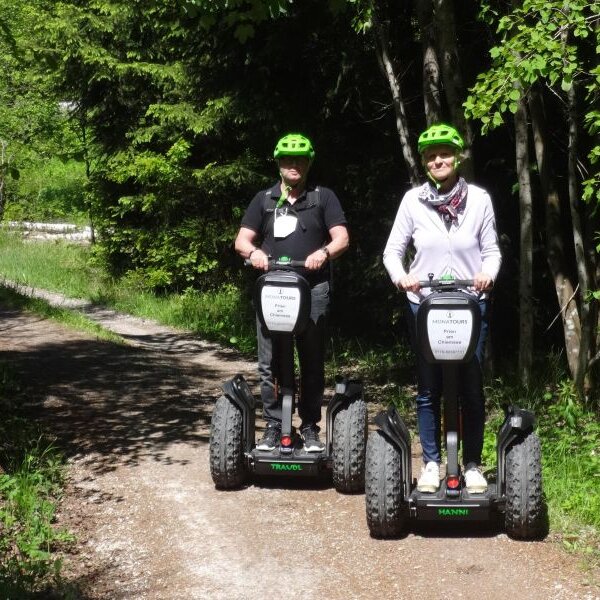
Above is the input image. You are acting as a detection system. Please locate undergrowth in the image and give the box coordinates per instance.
[483,365,600,565]
[0,362,74,597]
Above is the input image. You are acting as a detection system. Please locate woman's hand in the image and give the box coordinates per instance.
[397,273,421,293]
[473,272,493,292]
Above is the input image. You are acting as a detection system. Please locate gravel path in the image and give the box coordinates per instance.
[0,285,598,600]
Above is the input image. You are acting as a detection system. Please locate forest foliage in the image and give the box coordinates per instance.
[0,0,598,399]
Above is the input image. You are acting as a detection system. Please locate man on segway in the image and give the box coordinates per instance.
[234,133,349,453]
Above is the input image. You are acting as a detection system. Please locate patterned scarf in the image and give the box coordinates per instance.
[418,177,468,224]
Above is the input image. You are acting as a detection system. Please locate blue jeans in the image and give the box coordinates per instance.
[406,299,489,466]
[257,281,330,427]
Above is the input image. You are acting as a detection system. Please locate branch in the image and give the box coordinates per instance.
[545,283,579,331]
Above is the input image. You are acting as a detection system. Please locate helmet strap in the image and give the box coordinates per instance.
[426,169,443,190]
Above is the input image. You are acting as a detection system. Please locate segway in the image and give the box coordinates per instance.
[365,276,545,539]
[210,257,367,493]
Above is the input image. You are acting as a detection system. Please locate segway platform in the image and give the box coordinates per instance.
[410,484,498,522]
[250,442,330,478]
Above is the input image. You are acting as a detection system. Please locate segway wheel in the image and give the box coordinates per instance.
[365,430,407,538]
[504,431,546,540]
[209,395,247,489]
[332,397,367,493]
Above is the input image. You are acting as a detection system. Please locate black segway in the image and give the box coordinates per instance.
[365,276,545,539]
[210,257,367,493]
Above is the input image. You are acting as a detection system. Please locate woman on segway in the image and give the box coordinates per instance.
[234,133,349,453]
[383,123,502,494]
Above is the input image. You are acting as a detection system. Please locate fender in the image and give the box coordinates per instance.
[221,374,256,454]
[496,405,536,496]
[325,377,364,453]
[374,406,413,501]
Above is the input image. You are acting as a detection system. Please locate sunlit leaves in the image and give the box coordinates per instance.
[465,0,599,211]
[465,0,598,133]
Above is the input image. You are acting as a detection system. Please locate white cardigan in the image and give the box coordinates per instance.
[383,183,502,303]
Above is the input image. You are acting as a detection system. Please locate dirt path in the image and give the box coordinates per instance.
[1,292,599,600]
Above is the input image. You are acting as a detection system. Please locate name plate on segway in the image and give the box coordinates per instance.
[254,271,311,335]
[427,308,474,361]
[260,285,301,332]
[417,294,481,364]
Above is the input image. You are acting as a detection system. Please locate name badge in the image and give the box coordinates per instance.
[273,212,298,238]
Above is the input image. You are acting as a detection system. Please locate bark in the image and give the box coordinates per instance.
[514,97,533,387]
[432,0,473,179]
[76,106,96,244]
[416,0,442,124]
[566,85,593,397]
[0,139,6,220]
[528,85,581,380]
[371,1,421,186]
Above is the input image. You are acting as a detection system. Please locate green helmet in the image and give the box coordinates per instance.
[273,133,315,160]
[418,123,464,154]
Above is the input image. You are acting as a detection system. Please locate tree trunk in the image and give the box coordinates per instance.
[528,85,581,380]
[76,106,96,244]
[566,84,593,398]
[0,139,6,219]
[514,97,533,387]
[416,0,442,124]
[432,0,473,179]
[371,1,421,186]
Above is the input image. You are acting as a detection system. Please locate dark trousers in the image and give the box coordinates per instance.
[257,281,329,427]
[406,299,489,466]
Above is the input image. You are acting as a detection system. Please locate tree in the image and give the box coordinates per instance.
[465,0,600,397]
[0,0,83,221]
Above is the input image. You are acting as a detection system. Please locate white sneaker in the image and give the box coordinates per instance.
[417,461,440,493]
[464,466,488,493]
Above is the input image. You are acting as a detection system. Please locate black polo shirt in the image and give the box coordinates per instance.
[241,181,347,283]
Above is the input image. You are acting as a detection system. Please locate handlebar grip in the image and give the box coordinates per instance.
[244,258,306,268]
[417,279,476,288]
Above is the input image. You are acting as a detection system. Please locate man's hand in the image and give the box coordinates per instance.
[250,248,269,271]
[305,248,328,271]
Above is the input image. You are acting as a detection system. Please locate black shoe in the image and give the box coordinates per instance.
[301,424,325,452]
[256,423,281,451]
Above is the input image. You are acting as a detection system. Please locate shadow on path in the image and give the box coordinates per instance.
[1,308,257,476]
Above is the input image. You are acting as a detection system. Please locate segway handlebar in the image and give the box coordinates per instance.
[244,257,307,269]
[417,277,494,296]
[418,278,475,289]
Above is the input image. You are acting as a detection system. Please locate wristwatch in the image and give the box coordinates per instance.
[321,246,330,259]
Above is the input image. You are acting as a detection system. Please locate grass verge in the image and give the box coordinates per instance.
[483,372,600,568]
[0,362,74,598]
[0,287,123,345]
[0,231,255,353]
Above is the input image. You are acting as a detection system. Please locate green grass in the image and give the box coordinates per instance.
[0,363,74,597]
[0,287,124,345]
[0,231,256,353]
[482,373,600,564]
[0,230,99,299]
